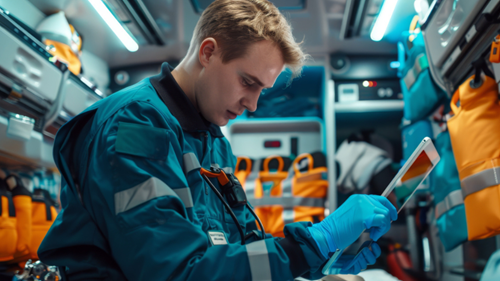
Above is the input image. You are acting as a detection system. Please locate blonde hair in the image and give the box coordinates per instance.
[190,0,306,78]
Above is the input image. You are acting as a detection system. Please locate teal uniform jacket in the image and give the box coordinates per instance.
[38,63,326,280]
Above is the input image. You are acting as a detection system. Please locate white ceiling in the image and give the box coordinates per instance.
[28,0,417,68]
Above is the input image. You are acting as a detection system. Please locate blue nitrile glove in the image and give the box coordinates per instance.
[330,242,381,275]
[308,194,397,259]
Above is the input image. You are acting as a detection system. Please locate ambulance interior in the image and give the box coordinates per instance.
[1,0,500,280]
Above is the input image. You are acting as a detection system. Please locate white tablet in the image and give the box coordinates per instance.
[322,137,440,275]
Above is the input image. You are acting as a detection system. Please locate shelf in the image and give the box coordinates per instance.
[334,100,404,113]
[0,114,55,169]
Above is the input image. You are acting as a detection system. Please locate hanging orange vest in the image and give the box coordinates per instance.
[448,74,500,240]
[239,153,328,237]
[0,181,17,263]
[31,189,58,260]
[289,153,328,225]
[6,175,32,264]
[241,155,290,237]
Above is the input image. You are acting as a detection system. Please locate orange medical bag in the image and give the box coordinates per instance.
[447,67,500,240]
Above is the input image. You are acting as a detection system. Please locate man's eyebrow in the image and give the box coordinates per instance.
[242,73,272,89]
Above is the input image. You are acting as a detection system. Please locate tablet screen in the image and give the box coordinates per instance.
[386,149,434,213]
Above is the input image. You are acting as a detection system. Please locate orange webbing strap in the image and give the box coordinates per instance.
[6,175,32,263]
[0,179,17,263]
[294,153,328,223]
[31,189,58,260]
[258,155,289,197]
[255,155,290,237]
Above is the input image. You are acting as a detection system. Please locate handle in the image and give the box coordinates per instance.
[263,155,284,173]
[293,153,314,175]
[236,156,252,175]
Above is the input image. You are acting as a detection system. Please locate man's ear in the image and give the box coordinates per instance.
[198,37,218,68]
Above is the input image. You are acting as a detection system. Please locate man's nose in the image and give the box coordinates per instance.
[241,91,260,112]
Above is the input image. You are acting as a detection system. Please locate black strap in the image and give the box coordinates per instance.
[33,189,54,221]
[4,174,32,197]
[472,58,495,85]
[0,178,16,217]
[0,178,5,216]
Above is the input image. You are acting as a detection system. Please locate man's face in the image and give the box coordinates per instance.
[195,40,285,126]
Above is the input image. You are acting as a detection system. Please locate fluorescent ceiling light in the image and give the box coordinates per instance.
[370,0,399,42]
[88,0,138,52]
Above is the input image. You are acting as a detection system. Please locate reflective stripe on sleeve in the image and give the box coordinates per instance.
[461,166,500,198]
[248,197,325,208]
[173,187,194,208]
[115,177,179,215]
[222,167,234,174]
[435,189,463,219]
[211,163,233,174]
[183,153,201,174]
[246,240,272,281]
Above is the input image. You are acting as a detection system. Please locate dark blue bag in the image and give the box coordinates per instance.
[432,131,468,251]
[401,120,433,160]
[400,33,446,122]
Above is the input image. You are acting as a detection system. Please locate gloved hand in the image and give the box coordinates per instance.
[308,194,397,259]
[327,242,381,275]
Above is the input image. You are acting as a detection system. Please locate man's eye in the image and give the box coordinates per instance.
[242,79,253,87]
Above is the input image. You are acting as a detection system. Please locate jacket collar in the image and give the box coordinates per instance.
[150,63,224,138]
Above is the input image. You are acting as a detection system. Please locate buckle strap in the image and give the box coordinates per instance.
[435,189,463,219]
[461,166,500,198]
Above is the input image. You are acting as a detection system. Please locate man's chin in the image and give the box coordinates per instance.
[216,119,229,127]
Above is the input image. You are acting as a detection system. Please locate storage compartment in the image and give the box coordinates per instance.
[228,119,324,159]
[424,0,488,68]
[0,11,63,103]
[62,74,101,116]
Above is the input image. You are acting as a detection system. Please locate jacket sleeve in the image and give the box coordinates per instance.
[82,101,326,281]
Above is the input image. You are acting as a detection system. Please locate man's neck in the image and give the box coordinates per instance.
[171,57,200,111]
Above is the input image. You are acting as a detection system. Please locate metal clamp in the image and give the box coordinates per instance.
[15,260,62,281]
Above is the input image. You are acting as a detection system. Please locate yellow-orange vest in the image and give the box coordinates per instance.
[0,181,17,263]
[0,176,58,265]
[31,189,58,260]
[237,153,328,237]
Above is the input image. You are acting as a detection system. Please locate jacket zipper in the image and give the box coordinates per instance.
[201,132,208,156]
[201,132,209,195]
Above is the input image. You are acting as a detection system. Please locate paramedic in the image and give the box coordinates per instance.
[38,0,397,279]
